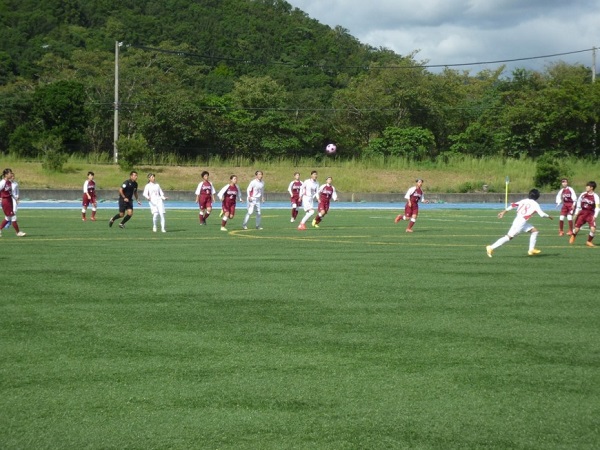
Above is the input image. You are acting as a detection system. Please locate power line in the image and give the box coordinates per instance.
[131,44,598,70]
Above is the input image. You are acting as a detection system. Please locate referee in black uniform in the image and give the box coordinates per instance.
[109,171,141,228]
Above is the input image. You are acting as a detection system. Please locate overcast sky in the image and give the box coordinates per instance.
[286,0,600,75]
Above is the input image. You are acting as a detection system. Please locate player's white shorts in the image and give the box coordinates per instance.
[149,200,165,215]
[247,198,262,215]
[302,195,314,211]
[507,216,534,237]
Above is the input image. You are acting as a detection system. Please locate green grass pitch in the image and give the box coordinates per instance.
[1,207,599,448]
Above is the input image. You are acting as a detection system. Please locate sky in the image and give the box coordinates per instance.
[286,0,600,75]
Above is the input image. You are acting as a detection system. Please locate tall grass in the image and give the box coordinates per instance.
[1,154,598,193]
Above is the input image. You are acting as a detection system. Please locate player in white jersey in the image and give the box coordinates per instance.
[142,173,168,232]
[486,189,553,257]
[4,171,19,230]
[555,178,577,236]
[242,170,265,230]
[298,170,319,230]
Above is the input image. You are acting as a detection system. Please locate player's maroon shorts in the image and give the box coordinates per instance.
[560,203,575,216]
[291,195,300,206]
[575,210,596,229]
[405,203,419,217]
[82,194,96,207]
[222,200,237,218]
[198,196,213,210]
[318,201,331,213]
[1,198,14,216]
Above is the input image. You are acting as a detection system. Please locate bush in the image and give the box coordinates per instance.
[534,153,571,188]
[35,135,68,172]
[117,134,150,170]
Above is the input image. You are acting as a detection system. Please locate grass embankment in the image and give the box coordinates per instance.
[1,154,596,193]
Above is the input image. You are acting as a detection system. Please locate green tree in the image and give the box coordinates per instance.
[31,80,88,152]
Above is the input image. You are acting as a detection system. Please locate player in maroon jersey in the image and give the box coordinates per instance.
[82,171,97,221]
[312,176,338,228]
[0,168,26,237]
[287,172,302,222]
[394,178,429,232]
[217,175,243,231]
[569,181,599,247]
[555,178,576,236]
[194,171,216,225]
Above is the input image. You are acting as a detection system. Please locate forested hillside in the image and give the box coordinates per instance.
[1,0,599,165]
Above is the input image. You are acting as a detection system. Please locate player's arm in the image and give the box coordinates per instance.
[573,193,584,216]
[217,185,226,201]
[497,203,515,219]
[119,186,128,202]
[83,181,91,199]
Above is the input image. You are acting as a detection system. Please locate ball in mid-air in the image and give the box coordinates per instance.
[325,143,337,154]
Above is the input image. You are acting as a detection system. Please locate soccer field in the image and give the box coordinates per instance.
[1,208,598,449]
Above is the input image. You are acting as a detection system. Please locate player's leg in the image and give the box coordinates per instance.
[255,203,262,228]
[221,206,230,230]
[558,214,565,235]
[159,212,166,232]
[527,226,541,254]
[242,202,255,228]
[121,209,133,226]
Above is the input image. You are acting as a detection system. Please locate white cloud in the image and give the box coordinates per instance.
[287,0,600,74]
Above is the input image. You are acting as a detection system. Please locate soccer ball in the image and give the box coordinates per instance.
[325,143,337,154]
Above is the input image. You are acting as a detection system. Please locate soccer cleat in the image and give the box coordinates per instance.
[405,228,413,233]
[220,226,228,231]
[256,226,263,230]
[569,235,576,244]
[82,218,86,221]
[161,229,166,233]
[558,231,564,236]
[312,219,317,227]
[153,227,157,232]
[91,217,96,222]
[567,230,573,236]
[219,210,224,217]
[298,223,306,230]
[586,241,595,247]
[16,231,26,237]
[109,219,114,227]
[394,215,402,223]
[528,249,541,256]
[486,245,493,258]
[290,217,295,222]
[242,225,248,230]
[118,223,125,229]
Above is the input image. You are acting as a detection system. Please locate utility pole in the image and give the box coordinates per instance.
[113,41,121,164]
